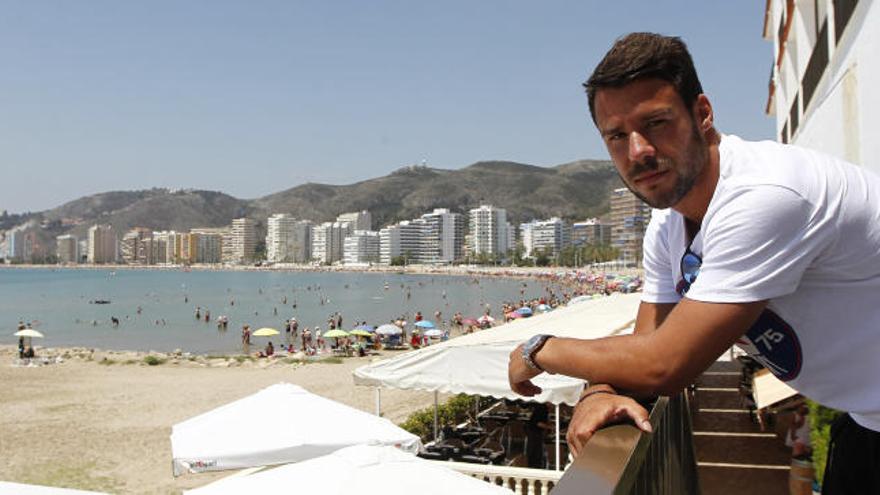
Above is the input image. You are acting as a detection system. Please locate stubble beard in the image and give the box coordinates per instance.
[621,126,708,209]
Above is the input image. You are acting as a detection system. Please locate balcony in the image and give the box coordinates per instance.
[431,393,698,494]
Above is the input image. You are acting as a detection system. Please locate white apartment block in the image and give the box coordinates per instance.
[468,204,510,256]
[379,224,402,264]
[572,218,611,246]
[87,224,117,264]
[56,234,78,263]
[336,210,372,231]
[420,208,464,263]
[311,221,348,264]
[267,214,312,263]
[225,218,256,264]
[521,217,570,258]
[378,220,427,264]
[764,0,878,174]
[343,230,380,265]
[5,229,24,260]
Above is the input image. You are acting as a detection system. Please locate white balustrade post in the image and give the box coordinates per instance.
[555,404,561,470]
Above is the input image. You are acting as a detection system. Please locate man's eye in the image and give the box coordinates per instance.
[647,119,666,128]
[608,133,625,142]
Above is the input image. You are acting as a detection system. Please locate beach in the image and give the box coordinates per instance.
[0,345,446,494]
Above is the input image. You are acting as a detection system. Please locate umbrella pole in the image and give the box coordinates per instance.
[555,404,561,471]
[433,391,439,441]
[375,387,381,417]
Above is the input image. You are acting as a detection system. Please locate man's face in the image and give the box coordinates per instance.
[593,78,709,209]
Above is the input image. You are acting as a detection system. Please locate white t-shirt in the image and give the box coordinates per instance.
[642,134,880,431]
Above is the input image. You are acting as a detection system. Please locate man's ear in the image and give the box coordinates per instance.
[694,94,716,137]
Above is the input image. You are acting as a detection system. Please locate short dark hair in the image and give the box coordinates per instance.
[584,32,703,122]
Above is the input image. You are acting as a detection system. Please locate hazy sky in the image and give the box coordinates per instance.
[0,1,774,213]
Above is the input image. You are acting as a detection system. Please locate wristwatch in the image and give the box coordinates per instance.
[522,334,554,373]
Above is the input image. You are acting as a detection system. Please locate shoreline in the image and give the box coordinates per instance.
[0,262,642,280]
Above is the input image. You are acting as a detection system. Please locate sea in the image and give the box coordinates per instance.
[1,268,540,354]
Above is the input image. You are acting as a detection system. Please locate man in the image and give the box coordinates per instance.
[508,32,880,493]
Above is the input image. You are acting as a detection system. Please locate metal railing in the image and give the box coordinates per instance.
[552,392,700,495]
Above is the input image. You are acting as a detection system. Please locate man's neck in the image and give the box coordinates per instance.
[673,142,721,225]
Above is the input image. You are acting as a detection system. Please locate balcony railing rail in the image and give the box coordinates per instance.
[551,392,700,495]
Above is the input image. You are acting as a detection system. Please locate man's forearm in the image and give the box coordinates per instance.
[535,333,683,395]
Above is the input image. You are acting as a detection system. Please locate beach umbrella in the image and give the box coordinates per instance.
[354,325,375,332]
[423,329,443,338]
[516,307,533,316]
[460,318,479,326]
[252,328,280,337]
[505,311,523,320]
[350,329,373,338]
[414,320,435,329]
[376,324,402,336]
[536,304,552,312]
[185,444,511,495]
[171,384,422,476]
[13,329,44,338]
[477,315,495,324]
[322,329,350,339]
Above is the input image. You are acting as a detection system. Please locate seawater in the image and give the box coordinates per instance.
[0,268,536,354]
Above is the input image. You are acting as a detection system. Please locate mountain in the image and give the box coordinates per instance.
[252,159,621,228]
[4,159,622,258]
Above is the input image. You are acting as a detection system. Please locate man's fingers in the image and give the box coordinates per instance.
[567,427,593,458]
[618,402,653,433]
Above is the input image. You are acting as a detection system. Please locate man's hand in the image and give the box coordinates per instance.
[566,392,653,457]
[508,343,543,396]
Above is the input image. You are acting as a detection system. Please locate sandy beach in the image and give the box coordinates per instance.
[0,345,445,494]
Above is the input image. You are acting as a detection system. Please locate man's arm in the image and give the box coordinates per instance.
[633,301,676,335]
[510,298,767,396]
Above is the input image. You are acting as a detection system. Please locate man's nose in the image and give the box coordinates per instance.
[627,131,656,164]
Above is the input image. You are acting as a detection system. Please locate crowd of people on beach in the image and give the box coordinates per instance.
[17,269,640,362]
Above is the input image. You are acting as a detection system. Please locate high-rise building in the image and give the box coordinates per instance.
[87,224,117,264]
[56,234,78,263]
[121,228,155,265]
[225,218,256,264]
[311,222,347,264]
[521,217,570,258]
[343,230,379,265]
[164,231,183,264]
[572,218,611,246]
[609,187,651,265]
[5,229,25,261]
[266,214,311,263]
[468,205,509,256]
[191,228,225,264]
[336,211,372,231]
[379,224,401,265]
[420,208,464,263]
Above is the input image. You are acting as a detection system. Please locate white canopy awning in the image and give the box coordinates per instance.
[752,368,800,410]
[171,383,422,476]
[353,293,641,406]
[185,444,513,495]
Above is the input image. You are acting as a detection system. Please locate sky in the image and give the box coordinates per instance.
[0,1,775,214]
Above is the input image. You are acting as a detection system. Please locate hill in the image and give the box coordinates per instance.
[3,159,622,260]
